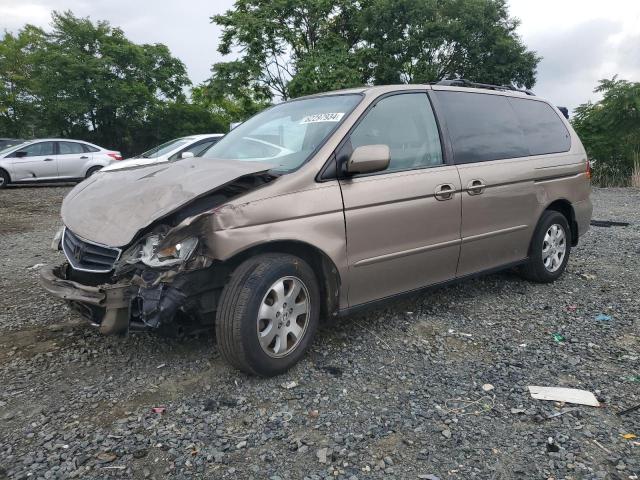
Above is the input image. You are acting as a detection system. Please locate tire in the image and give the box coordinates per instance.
[519,210,571,283]
[85,166,102,178]
[0,169,9,189]
[216,253,320,376]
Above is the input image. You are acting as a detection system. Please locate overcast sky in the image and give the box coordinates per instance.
[1,0,639,112]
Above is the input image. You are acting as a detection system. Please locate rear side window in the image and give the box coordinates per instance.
[434,91,528,163]
[82,144,100,153]
[58,142,85,154]
[349,93,443,172]
[508,98,570,155]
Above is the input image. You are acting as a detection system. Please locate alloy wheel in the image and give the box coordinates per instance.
[542,223,566,272]
[257,276,310,358]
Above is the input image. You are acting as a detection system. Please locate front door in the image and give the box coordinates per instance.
[10,141,58,181]
[338,92,462,307]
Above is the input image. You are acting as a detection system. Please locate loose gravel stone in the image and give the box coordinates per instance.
[0,186,639,478]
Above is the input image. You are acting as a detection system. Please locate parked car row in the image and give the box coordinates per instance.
[0,134,225,188]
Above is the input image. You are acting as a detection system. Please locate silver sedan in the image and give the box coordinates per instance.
[0,139,122,188]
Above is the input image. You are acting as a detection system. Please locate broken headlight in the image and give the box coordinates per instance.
[139,234,199,268]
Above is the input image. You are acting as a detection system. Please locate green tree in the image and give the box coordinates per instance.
[573,77,640,186]
[0,11,206,156]
[191,61,271,125]
[359,0,539,87]
[0,26,46,137]
[209,0,539,100]
[130,102,228,156]
[35,11,191,152]
[211,0,367,101]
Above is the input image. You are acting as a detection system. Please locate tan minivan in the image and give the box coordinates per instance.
[41,81,592,376]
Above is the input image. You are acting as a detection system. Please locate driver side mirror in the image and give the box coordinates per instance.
[14,151,27,158]
[346,145,390,175]
[180,151,195,159]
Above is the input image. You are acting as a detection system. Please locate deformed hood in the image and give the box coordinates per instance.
[61,157,273,247]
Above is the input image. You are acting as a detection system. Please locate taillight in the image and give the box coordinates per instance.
[107,152,123,161]
[585,158,592,179]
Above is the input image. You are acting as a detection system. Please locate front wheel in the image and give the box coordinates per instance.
[519,210,571,283]
[215,254,320,376]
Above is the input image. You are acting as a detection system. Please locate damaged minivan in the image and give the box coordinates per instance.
[41,82,592,376]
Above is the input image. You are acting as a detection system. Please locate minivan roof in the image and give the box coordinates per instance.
[300,83,541,101]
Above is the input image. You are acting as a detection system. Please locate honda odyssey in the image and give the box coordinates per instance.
[40,82,592,376]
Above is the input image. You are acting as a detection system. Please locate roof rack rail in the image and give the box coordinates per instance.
[433,79,535,96]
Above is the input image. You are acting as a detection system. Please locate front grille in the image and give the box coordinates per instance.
[62,228,121,273]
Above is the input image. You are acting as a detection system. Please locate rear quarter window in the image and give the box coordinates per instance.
[508,98,571,155]
[83,144,100,153]
[434,91,529,163]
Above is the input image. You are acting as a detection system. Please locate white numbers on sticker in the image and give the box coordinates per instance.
[300,113,345,124]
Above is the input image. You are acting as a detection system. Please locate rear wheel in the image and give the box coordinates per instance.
[519,210,571,283]
[0,169,9,189]
[216,254,320,376]
[85,166,102,178]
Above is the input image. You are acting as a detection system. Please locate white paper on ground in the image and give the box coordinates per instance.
[528,386,600,407]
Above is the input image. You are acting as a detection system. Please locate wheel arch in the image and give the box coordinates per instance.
[220,240,341,321]
[544,199,578,246]
[85,165,103,178]
[0,167,11,183]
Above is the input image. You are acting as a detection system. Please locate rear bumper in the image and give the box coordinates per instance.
[573,198,593,239]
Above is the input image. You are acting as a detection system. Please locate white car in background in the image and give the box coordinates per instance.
[0,139,122,189]
[102,134,224,171]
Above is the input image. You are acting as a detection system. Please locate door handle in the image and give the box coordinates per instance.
[80,156,89,159]
[434,183,455,201]
[43,158,54,162]
[466,179,486,195]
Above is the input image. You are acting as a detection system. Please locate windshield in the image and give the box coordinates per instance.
[202,94,361,171]
[139,138,191,158]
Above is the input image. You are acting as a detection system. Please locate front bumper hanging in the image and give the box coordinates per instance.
[40,264,133,334]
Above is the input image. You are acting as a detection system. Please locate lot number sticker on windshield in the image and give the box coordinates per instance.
[300,113,345,124]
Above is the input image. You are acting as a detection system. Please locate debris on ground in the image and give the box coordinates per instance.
[590,219,630,227]
[617,403,640,416]
[280,381,298,390]
[316,447,328,464]
[528,386,600,407]
[595,313,612,321]
[96,452,117,463]
[151,407,166,414]
[551,332,566,343]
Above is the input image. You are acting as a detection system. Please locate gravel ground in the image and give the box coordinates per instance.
[0,185,638,480]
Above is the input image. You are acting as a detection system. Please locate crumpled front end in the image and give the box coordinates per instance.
[41,225,225,335]
[40,165,277,335]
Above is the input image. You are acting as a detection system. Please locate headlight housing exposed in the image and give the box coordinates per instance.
[139,234,199,268]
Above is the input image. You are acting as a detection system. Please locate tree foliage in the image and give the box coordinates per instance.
[572,77,640,186]
[0,11,226,156]
[207,0,539,100]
